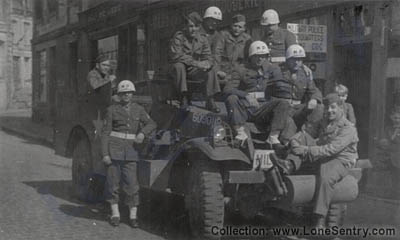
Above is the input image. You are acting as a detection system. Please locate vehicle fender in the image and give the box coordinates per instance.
[182,137,251,164]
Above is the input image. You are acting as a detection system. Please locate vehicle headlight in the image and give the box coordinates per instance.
[211,125,227,147]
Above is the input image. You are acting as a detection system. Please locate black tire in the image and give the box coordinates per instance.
[326,203,347,227]
[188,161,224,240]
[71,138,101,202]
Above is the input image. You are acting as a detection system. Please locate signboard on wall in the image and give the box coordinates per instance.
[287,23,327,53]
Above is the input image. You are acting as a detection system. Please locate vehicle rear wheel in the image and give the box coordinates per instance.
[188,161,224,239]
[326,203,347,227]
[71,138,100,202]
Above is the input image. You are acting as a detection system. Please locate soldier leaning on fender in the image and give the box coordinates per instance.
[101,80,157,228]
[271,93,359,229]
[169,11,220,112]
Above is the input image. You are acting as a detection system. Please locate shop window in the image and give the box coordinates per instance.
[13,56,21,90]
[38,50,47,103]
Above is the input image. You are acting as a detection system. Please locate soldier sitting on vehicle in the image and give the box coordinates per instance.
[101,80,157,228]
[224,41,295,147]
[271,93,359,229]
[268,44,324,132]
[169,11,220,112]
[214,14,252,83]
[87,54,118,116]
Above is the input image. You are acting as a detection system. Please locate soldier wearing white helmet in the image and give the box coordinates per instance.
[102,79,156,228]
[224,40,296,147]
[260,9,297,63]
[267,44,323,134]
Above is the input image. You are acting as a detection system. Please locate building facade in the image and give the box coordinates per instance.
[31,0,400,201]
[0,0,33,110]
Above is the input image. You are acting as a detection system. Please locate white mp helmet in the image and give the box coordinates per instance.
[260,9,280,26]
[249,41,270,57]
[117,80,136,93]
[204,6,222,21]
[286,44,306,59]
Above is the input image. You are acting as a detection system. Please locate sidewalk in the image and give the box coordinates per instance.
[0,109,53,145]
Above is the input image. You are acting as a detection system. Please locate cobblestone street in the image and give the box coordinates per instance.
[0,130,167,240]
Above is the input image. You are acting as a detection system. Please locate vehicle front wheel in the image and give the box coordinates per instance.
[71,138,101,202]
[187,161,224,239]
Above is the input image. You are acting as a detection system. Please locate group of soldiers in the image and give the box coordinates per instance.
[86,6,360,232]
[169,7,359,230]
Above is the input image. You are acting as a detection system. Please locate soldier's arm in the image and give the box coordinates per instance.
[101,106,113,157]
[87,70,109,90]
[169,34,197,67]
[214,34,225,65]
[223,69,248,98]
[306,77,323,103]
[285,30,298,47]
[201,37,214,67]
[307,125,357,161]
[139,107,157,137]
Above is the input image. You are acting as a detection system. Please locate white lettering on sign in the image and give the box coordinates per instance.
[253,150,274,170]
[287,23,327,53]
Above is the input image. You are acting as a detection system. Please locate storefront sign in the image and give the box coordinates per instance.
[287,23,327,53]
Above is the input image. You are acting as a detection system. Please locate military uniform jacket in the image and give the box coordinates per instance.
[306,116,359,165]
[215,30,252,67]
[224,62,282,99]
[87,68,113,109]
[268,65,322,103]
[169,31,213,68]
[101,102,157,161]
[87,68,112,90]
[262,28,297,58]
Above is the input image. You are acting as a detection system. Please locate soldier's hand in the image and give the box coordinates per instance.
[291,146,308,156]
[246,94,259,108]
[217,71,227,79]
[307,99,317,110]
[134,133,145,144]
[303,65,313,80]
[102,155,112,166]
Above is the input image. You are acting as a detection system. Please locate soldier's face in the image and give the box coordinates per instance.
[265,24,279,34]
[287,58,303,71]
[326,102,343,121]
[186,20,200,38]
[339,94,348,102]
[250,54,268,67]
[203,18,219,32]
[96,60,111,75]
[231,22,246,37]
[119,92,133,103]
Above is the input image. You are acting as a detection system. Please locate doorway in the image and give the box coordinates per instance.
[334,43,372,158]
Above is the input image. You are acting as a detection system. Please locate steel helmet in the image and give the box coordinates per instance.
[249,41,270,57]
[117,80,136,93]
[260,9,280,26]
[286,44,306,59]
[204,6,222,20]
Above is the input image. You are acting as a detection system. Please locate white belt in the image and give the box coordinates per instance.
[110,131,136,140]
[272,97,301,106]
[248,92,265,99]
[270,56,286,63]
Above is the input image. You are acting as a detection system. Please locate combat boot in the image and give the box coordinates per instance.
[234,126,248,141]
[270,152,294,175]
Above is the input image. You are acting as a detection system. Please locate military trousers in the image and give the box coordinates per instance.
[170,63,221,97]
[105,160,139,208]
[287,132,351,216]
[225,95,296,141]
[290,103,324,132]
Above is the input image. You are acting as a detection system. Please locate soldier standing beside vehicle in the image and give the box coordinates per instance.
[101,80,157,228]
[268,44,324,132]
[214,14,252,83]
[169,12,220,111]
[224,41,295,146]
[271,93,359,229]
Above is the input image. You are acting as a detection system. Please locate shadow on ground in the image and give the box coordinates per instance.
[23,180,80,204]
